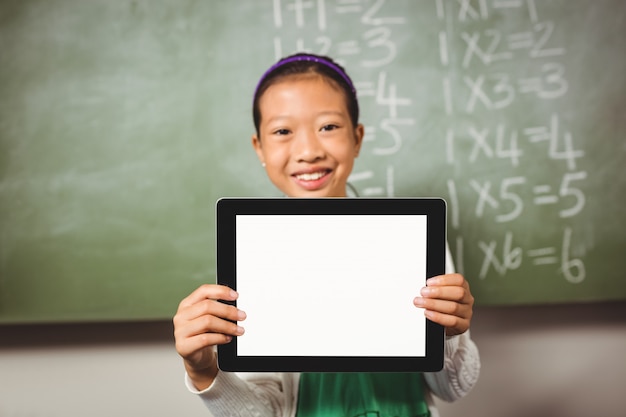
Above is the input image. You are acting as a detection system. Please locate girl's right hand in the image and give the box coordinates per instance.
[173,284,246,390]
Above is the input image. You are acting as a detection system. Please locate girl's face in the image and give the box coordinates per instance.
[252,75,364,197]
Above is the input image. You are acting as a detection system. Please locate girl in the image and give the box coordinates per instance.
[173,53,480,417]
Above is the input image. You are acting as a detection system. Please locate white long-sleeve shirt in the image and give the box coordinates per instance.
[186,329,480,417]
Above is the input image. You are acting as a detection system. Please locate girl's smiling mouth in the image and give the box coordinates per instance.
[292,169,332,190]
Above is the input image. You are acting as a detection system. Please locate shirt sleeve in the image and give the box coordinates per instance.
[423,242,481,402]
[185,371,289,417]
[423,331,481,402]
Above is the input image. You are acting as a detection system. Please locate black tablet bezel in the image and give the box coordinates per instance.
[216,197,446,372]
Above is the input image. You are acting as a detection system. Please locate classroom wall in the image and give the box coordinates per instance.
[1,302,625,417]
[435,302,626,417]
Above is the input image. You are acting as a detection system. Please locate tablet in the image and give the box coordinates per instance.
[216,197,446,372]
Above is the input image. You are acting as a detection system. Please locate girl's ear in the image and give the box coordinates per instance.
[251,134,266,166]
[354,124,365,157]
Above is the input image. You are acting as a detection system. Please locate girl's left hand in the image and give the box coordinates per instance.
[413,273,474,336]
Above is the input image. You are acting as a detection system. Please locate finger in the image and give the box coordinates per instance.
[414,297,472,319]
[183,313,245,338]
[176,332,232,358]
[419,285,470,304]
[184,298,246,323]
[178,284,238,310]
[174,299,246,336]
[426,273,468,289]
[175,314,244,356]
[423,309,470,336]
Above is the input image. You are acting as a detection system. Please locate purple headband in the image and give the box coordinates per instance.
[254,55,357,99]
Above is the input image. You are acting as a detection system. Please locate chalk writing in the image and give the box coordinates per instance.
[269,0,591,286]
[473,227,586,282]
[437,0,588,284]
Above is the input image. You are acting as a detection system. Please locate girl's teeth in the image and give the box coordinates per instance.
[297,172,325,181]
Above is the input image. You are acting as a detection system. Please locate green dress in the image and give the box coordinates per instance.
[296,372,430,417]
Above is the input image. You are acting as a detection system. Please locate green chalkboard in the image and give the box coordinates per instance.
[1,0,625,323]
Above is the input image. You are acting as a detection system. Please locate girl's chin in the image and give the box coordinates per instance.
[284,186,347,198]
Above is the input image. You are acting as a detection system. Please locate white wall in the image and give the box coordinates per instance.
[436,301,626,417]
[1,302,625,417]
[0,322,209,417]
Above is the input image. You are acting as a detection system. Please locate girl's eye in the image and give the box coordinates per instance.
[320,124,339,132]
[273,128,291,135]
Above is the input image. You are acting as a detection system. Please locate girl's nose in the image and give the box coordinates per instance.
[293,129,325,162]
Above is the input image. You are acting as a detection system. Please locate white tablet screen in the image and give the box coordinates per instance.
[235,214,427,357]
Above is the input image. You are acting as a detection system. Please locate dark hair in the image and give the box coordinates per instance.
[252,53,359,138]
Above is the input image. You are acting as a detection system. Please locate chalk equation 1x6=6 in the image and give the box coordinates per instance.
[470,227,585,284]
